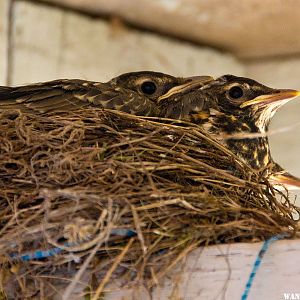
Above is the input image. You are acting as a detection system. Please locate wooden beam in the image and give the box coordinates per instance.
[40,0,300,58]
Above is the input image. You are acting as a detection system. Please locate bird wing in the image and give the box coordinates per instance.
[160,91,212,121]
[0,79,157,115]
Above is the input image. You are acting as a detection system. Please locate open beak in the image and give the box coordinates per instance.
[240,89,300,108]
[158,76,214,102]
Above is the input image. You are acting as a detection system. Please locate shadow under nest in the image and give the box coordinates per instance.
[0,108,298,299]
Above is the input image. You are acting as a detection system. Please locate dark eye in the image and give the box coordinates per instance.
[140,81,157,95]
[228,86,244,99]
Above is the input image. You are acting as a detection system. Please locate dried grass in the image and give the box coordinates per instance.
[0,109,298,299]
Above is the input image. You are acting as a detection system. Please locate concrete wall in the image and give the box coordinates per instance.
[6,1,244,86]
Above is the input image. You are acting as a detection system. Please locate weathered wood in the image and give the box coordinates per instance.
[105,239,300,300]
[40,0,300,58]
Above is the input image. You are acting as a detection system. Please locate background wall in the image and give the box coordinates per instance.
[1,0,300,193]
[4,1,245,84]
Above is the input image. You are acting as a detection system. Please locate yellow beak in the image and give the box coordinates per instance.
[240,89,300,108]
[269,173,300,190]
[158,76,214,102]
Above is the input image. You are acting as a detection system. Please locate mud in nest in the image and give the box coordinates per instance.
[0,109,298,299]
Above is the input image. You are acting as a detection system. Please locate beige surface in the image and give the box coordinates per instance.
[105,239,300,300]
[0,0,9,85]
[41,0,300,58]
[9,2,244,86]
[247,59,300,180]
[11,2,65,84]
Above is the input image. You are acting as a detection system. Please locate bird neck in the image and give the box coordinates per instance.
[226,136,272,170]
[209,113,273,170]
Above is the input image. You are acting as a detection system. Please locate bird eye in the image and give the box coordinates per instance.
[228,86,244,99]
[140,81,157,95]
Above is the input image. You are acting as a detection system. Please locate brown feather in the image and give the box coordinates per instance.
[0,80,121,113]
[0,78,160,115]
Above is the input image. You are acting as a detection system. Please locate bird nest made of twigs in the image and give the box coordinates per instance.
[0,108,298,299]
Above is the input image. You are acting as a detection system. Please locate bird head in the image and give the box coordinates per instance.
[111,71,181,99]
[190,75,300,173]
[109,71,214,115]
[202,75,300,133]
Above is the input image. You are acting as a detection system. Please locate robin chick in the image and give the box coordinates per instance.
[184,74,300,188]
[0,72,213,116]
[0,71,299,187]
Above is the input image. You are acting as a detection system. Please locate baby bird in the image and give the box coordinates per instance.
[0,71,299,187]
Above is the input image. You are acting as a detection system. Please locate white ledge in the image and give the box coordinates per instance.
[105,239,300,300]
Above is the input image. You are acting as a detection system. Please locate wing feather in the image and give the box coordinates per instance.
[0,78,163,116]
[0,80,122,114]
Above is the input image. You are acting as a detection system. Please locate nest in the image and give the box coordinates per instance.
[0,108,298,299]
